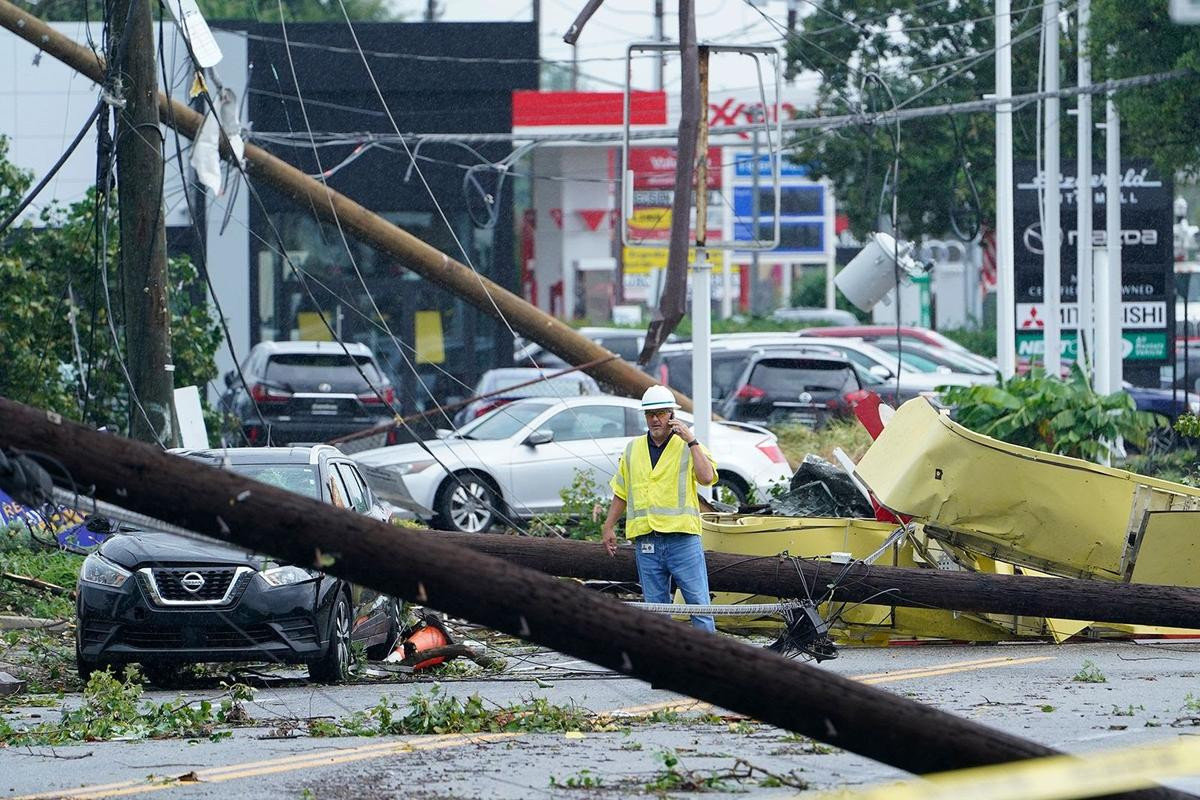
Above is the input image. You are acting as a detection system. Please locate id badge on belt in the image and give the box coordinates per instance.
[641,541,655,554]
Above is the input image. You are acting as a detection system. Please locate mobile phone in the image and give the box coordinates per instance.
[668,411,675,420]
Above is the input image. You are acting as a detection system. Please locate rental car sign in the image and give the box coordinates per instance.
[1013,159,1173,364]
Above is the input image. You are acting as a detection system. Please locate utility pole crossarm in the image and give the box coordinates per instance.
[0,0,686,409]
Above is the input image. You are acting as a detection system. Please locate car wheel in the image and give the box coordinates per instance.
[365,599,403,661]
[435,473,500,533]
[713,475,749,507]
[309,592,353,684]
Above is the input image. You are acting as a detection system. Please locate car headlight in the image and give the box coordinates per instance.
[80,553,132,588]
[259,565,314,587]
[395,460,435,476]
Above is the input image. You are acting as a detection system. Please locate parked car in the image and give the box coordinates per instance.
[869,339,1000,381]
[356,396,793,533]
[75,446,402,685]
[717,350,871,427]
[1125,382,1200,419]
[453,367,602,427]
[513,328,679,369]
[647,338,892,406]
[769,307,860,326]
[789,336,991,396]
[219,341,396,446]
[796,325,999,373]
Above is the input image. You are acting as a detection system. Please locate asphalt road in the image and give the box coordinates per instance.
[4,639,1200,799]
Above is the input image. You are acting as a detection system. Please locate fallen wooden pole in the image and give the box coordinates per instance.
[433,531,1200,631]
[0,0,687,410]
[0,398,1191,800]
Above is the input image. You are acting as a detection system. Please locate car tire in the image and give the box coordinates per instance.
[365,599,403,661]
[434,473,500,533]
[309,592,353,684]
[713,475,750,507]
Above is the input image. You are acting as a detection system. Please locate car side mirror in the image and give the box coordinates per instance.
[869,364,891,378]
[224,370,235,388]
[525,429,554,446]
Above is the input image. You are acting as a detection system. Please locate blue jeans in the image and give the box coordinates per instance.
[633,532,715,633]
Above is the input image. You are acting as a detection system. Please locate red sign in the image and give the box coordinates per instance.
[627,146,723,190]
[512,91,667,127]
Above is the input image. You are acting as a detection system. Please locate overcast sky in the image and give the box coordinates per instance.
[389,0,812,96]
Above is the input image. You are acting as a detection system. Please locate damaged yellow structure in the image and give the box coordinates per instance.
[855,398,1200,586]
[701,398,1200,643]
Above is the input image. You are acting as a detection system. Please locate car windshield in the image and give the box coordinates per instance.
[227,463,321,499]
[663,352,752,400]
[457,400,553,440]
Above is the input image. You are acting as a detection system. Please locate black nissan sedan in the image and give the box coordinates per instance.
[74,446,402,685]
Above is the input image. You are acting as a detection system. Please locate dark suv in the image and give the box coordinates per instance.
[74,446,402,685]
[717,350,869,427]
[220,341,396,446]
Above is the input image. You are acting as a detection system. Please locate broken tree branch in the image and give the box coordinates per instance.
[0,396,1191,800]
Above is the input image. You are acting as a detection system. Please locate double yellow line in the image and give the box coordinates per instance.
[11,652,1054,799]
[16,732,519,799]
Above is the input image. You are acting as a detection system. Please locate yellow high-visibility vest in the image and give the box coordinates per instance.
[610,434,718,538]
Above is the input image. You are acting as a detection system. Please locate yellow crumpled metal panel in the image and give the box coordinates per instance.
[854,398,1200,582]
[700,514,1019,642]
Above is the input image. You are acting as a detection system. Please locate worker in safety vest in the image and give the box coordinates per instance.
[601,385,718,632]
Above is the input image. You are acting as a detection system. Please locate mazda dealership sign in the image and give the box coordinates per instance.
[1014,160,1173,365]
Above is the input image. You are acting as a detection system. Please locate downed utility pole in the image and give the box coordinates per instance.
[108,0,177,446]
[0,397,1190,800]
[0,0,685,410]
[434,531,1200,631]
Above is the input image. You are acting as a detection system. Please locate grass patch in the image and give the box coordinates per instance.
[772,419,874,468]
[1072,660,1107,683]
[0,545,82,621]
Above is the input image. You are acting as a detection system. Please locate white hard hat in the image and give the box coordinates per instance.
[640,385,679,411]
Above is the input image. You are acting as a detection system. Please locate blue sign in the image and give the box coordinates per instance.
[733,153,809,178]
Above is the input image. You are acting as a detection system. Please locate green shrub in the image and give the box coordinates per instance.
[940,365,1163,463]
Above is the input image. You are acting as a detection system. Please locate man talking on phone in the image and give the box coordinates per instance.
[601,385,718,632]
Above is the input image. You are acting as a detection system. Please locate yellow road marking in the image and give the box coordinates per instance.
[851,655,1040,681]
[12,653,1055,799]
[859,656,1054,685]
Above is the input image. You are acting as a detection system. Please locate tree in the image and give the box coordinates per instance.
[786,1,1200,239]
[0,136,221,438]
[1090,1,1200,179]
[782,2,1088,240]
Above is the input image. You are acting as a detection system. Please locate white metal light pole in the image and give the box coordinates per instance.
[996,0,1017,378]
[1042,0,1062,377]
[1076,0,1093,380]
[1097,94,1124,395]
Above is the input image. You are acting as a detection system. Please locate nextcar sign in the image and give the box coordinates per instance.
[1013,160,1173,364]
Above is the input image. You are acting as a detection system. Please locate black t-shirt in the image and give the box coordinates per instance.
[646,432,673,469]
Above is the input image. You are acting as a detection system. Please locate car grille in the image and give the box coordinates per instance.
[205,623,278,648]
[140,567,252,606]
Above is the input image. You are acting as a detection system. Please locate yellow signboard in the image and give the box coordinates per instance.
[622,247,729,273]
[297,312,332,341]
[414,310,446,364]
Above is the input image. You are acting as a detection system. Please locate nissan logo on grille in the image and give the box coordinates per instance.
[180,572,206,593]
